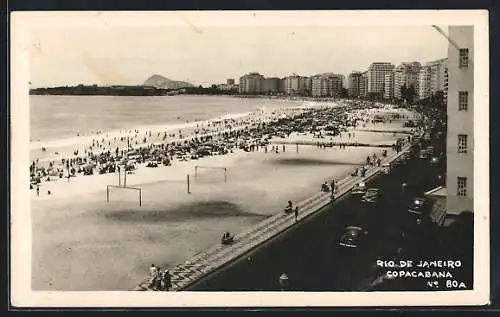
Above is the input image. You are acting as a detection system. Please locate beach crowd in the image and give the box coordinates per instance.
[30,100,412,196]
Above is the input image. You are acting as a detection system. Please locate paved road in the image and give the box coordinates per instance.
[184,120,472,291]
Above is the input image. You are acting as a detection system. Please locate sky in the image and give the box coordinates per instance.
[29,25,449,88]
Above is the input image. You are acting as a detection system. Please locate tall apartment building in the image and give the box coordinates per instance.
[239,72,264,94]
[305,77,312,95]
[428,58,448,94]
[359,71,368,98]
[418,66,431,100]
[367,62,395,98]
[262,77,280,94]
[394,65,406,99]
[311,73,344,97]
[284,74,308,95]
[348,71,362,98]
[278,78,285,94]
[446,26,474,215]
[393,62,421,100]
[311,75,322,97]
[384,71,395,100]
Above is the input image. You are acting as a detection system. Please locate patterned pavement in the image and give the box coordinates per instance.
[133,142,413,291]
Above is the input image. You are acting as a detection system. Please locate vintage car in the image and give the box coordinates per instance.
[408,197,432,219]
[352,182,367,196]
[382,163,392,175]
[361,188,381,204]
[339,226,367,248]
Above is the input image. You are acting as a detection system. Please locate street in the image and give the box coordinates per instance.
[185,113,472,292]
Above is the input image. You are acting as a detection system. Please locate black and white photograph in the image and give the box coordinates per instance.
[10,10,489,307]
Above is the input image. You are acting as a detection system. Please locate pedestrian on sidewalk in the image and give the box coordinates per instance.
[294,206,299,222]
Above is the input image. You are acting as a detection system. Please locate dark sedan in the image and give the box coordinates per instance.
[408,197,432,223]
[339,226,366,248]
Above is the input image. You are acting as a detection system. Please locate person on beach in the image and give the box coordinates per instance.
[36,185,39,197]
[160,269,172,291]
[149,264,158,290]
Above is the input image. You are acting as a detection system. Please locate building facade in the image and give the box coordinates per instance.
[446,26,474,215]
[262,77,280,94]
[239,72,265,94]
[348,71,362,98]
[311,73,344,97]
[367,62,395,98]
[428,58,448,94]
[359,71,368,98]
[418,66,431,100]
[393,62,421,100]
[283,74,308,95]
[383,71,395,100]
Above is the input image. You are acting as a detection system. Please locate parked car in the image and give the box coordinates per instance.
[361,188,381,204]
[382,163,392,175]
[352,182,367,196]
[408,197,432,219]
[339,226,367,248]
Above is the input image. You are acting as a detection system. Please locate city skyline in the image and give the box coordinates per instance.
[29,25,449,88]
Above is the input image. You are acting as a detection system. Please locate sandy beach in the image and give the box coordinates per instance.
[31,102,416,291]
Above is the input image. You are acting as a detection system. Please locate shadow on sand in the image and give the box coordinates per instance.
[268,157,357,166]
[103,200,268,223]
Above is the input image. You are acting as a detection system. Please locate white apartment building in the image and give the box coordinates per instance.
[383,71,395,100]
[446,26,474,215]
[394,62,421,100]
[367,62,395,98]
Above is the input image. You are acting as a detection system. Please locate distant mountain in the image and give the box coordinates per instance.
[142,74,194,89]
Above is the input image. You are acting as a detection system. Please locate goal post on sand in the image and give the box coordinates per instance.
[106,165,142,206]
[106,185,142,206]
[194,165,228,183]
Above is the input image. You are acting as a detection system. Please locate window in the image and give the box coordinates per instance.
[458,134,468,153]
[459,91,468,111]
[457,177,467,197]
[459,48,469,68]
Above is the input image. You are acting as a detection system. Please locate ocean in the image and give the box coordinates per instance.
[30,95,306,143]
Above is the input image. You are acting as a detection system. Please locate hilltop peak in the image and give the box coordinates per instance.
[142,75,194,89]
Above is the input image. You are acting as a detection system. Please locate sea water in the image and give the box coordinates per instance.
[30,95,305,144]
